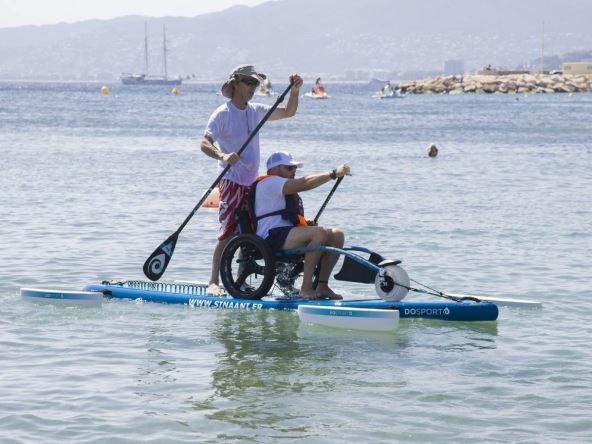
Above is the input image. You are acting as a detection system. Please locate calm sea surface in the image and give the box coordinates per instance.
[1,82,591,443]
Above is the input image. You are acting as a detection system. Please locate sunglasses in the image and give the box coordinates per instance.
[282,165,297,171]
[240,77,260,87]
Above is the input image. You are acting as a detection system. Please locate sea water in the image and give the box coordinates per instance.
[0,82,591,443]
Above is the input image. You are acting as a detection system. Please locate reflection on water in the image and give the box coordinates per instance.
[196,308,499,434]
[210,311,303,396]
[203,310,310,431]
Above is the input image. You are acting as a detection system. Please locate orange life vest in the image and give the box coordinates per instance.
[242,175,307,234]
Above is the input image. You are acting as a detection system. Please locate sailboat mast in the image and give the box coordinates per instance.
[162,24,168,80]
[540,20,545,74]
[144,21,149,74]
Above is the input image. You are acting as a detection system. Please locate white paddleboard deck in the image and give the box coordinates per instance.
[20,288,103,307]
[447,293,542,308]
[298,305,399,331]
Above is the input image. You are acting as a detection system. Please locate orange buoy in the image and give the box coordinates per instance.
[202,187,220,208]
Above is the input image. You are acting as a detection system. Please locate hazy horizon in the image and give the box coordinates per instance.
[0,0,590,81]
[0,0,270,28]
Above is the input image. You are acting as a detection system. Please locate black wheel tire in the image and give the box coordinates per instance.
[220,234,276,299]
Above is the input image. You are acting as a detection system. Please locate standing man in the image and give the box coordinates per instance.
[200,65,303,295]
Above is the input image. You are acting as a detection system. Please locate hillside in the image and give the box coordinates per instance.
[0,0,590,81]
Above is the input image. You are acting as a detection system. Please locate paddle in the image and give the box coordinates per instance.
[143,80,296,281]
[312,176,344,225]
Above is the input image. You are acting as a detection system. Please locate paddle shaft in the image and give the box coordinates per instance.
[175,80,295,235]
[313,176,343,225]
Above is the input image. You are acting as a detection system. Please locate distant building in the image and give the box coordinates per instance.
[444,60,464,76]
[563,62,592,75]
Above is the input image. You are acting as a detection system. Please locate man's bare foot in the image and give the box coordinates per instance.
[299,288,321,300]
[207,283,223,296]
[315,285,343,300]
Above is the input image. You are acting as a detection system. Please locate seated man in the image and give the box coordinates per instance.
[251,151,351,300]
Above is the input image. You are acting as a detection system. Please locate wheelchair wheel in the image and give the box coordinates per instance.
[220,234,276,299]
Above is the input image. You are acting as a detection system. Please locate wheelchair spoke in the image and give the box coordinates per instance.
[235,269,250,288]
[253,264,266,275]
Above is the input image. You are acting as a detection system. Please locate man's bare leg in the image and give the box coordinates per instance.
[316,228,345,300]
[208,238,230,295]
[282,226,328,299]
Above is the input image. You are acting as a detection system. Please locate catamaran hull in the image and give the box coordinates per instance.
[83,282,498,322]
[121,78,182,85]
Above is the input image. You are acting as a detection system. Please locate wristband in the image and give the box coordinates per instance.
[330,169,337,180]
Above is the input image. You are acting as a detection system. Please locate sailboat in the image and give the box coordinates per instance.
[120,23,182,85]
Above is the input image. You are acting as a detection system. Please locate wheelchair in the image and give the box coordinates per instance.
[219,233,410,301]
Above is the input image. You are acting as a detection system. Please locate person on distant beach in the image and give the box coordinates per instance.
[200,64,303,296]
[312,77,326,96]
[251,151,351,300]
[383,80,395,96]
[427,143,439,157]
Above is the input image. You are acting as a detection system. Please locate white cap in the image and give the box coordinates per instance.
[266,152,304,170]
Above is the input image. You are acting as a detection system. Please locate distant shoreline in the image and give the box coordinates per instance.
[0,79,385,85]
[396,73,592,94]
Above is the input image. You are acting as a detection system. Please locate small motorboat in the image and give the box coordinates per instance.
[303,92,331,99]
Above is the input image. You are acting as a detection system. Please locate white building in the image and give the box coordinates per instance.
[563,62,592,75]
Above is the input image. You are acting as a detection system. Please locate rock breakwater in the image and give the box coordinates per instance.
[397,74,592,94]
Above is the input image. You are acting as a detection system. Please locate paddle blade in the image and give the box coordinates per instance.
[143,233,178,281]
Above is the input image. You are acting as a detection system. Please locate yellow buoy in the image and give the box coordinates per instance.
[171,87,179,96]
[100,85,109,96]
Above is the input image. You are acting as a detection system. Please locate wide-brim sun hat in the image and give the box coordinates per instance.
[266,151,304,170]
[221,64,267,98]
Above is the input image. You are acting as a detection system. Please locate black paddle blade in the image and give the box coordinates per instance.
[143,232,178,281]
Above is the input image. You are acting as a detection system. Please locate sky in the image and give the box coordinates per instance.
[0,0,270,28]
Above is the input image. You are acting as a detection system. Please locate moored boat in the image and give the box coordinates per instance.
[120,23,182,86]
[373,91,404,99]
[120,74,182,85]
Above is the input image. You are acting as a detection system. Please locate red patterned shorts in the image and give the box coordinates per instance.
[217,179,250,240]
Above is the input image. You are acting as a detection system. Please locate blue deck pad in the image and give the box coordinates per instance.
[83,282,498,322]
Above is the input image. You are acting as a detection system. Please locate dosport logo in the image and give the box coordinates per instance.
[403,307,451,317]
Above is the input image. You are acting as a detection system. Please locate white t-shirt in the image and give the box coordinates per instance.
[204,101,271,186]
[254,176,294,239]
